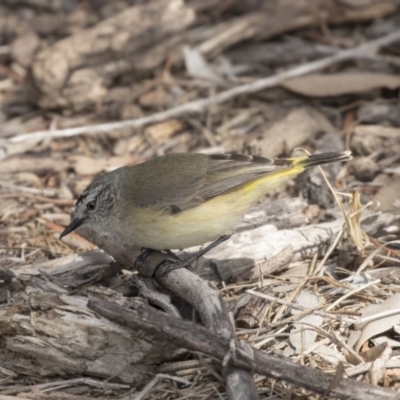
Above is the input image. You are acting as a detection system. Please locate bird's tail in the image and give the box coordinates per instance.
[293,150,352,169]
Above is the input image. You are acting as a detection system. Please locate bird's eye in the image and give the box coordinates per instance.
[86,201,96,211]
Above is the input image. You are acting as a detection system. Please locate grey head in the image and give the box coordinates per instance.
[60,172,119,239]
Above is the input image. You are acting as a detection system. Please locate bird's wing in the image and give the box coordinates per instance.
[198,154,280,200]
[124,153,209,208]
[127,153,289,212]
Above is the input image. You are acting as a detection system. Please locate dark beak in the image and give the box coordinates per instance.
[59,217,86,239]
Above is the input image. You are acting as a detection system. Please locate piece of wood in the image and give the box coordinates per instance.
[235,197,311,232]
[134,248,260,399]
[186,218,344,282]
[236,294,270,329]
[88,297,400,400]
[2,292,175,384]
[12,249,114,276]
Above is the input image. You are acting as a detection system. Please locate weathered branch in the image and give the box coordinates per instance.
[88,298,400,400]
[134,249,259,399]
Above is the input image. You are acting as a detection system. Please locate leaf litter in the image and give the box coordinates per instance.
[1,1,400,398]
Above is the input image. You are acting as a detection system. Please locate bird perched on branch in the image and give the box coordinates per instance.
[60,151,351,275]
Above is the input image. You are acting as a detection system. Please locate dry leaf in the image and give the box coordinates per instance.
[145,120,185,144]
[289,291,323,354]
[250,107,335,157]
[183,46,227,85]
[282,73,400,97]
[314,344,346,366]
[11,32,41,68]
[326,273,374,296]
[354,293,400,352]
[369,343,391,385]
[70,155,136,175]
[360,341,388,362]
[373,176,400,212]
[139,88,169,108]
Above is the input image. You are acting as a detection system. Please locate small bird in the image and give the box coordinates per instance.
[60,151,351,258]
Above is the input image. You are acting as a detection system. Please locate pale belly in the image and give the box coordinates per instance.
[124,202,237,250]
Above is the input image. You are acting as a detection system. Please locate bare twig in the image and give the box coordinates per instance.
[1,378,130,395]
[247,290,357,324]
[9,30,400,144]
[325,279,381,312]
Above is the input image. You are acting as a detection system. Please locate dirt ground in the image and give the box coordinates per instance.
[1,1,400,399]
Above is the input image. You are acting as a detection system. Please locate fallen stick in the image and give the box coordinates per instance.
[134,250,259,399]
[9,30,400,144]
[88,298,400,400]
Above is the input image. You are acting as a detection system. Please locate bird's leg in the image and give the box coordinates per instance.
[164,249,180,260]
[154,235,231,279]
[137,248,158,264]
[138,247,181,263]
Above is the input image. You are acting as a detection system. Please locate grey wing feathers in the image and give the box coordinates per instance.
[129,153,288,211]
[124,153,209,208]
[197,154,278,200]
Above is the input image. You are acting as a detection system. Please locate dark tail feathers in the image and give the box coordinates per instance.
[298,150,352,168]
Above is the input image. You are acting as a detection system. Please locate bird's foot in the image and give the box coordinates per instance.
[153,235,231,279]
[154,257,187,280]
